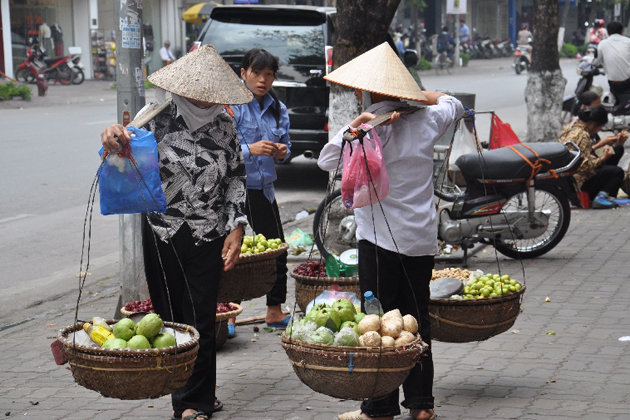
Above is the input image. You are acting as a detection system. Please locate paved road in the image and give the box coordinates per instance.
[1,60,629,420]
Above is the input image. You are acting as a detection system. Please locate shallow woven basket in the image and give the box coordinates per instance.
[280,333,426,400]
[58,320,199,400]
[291,273,360,313]
[218,243,289,302]
[215,303,243,349]
[429,285,526,343]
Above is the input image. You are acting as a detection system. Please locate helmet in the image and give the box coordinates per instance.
[521,22,529,29]
[593,19,605,28]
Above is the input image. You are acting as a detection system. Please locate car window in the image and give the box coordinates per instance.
[12,33,26,45]
[202,21,325,66]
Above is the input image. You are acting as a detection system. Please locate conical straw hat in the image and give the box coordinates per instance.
[148,45,253,105]
[324,42,426,102]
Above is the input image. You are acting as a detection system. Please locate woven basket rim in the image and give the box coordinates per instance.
[291,272,359,286]
[280,332,427,355]
[429,284,526,306]
[215,302,243,321]
[236,242,289,264]
[58,320,200,356]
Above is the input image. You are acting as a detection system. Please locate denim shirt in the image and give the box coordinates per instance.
[231,93,291,203]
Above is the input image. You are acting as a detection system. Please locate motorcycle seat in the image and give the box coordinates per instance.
[42,57,66,66]
[456,142,576,180]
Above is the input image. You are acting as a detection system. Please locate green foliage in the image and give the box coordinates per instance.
[461,53,470,67]
[0,82,32,101]
[145,79,156,89]
[560,43,578,58]
[405,0,428,12]
[414,57,433,71]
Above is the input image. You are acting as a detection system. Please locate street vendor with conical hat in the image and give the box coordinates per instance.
[318,42,465,420]
[101,45,253,420]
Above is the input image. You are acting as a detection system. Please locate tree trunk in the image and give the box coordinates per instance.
[525,0,566,142]
[328,0,401,136]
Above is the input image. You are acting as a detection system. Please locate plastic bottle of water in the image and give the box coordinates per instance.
[364,291,384,315]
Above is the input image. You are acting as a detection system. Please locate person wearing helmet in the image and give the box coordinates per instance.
[517,23,533,54]
[589,19,608,44]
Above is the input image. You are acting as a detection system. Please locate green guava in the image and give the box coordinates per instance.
[354,312,366,324]
[113,318,136,341]
[340,320,360,335]
[135,313,163,341]
[315,307,342,332]
[151,332,176,348]
[332,298,357,323]
[101,338,128,349]
[127,334,151,350]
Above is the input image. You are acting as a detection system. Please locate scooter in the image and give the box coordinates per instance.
[68,46,85,85]
[313,141,583,264]
[513,46,531,74]
[15,44,74,85]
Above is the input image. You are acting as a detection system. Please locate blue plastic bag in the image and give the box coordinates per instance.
[98,126,167,215]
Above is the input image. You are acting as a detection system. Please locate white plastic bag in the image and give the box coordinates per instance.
[448,121,479,172]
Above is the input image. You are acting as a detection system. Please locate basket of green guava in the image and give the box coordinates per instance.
[57,314,199,400]
[280,301,427,400]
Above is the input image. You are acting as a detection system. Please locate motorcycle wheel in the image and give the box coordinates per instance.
[515,62,523,75]
[72,68,85,85]
[494,184,571,259]
[313,189,356,259]
[56,65,73,85]
[16,68,36,84]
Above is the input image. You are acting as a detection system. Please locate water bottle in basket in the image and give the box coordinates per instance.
[364,291,384,315]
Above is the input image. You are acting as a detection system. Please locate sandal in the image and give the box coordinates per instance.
[171,400,222,420]
[338,410,365,420]
[182,411,209,420]
[403,409,435,420]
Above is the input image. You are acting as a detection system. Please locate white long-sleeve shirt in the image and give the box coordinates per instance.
[592,33,630,82]
[318,96,464,256]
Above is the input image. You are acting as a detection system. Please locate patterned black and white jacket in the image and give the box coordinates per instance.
[144,101,248,244]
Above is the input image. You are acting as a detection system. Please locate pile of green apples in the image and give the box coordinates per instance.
[240,234,283,255]
[460,273,522,300]
[101,313,176,350]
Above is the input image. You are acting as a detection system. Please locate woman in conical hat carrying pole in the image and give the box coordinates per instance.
[100,45,253,420]
[317,42,465,420]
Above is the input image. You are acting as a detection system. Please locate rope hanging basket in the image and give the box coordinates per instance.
[429,285,526,343]
[57,320,199,400]
[291,273,361,313]
[280,332,426,401]
[218,243,289,302]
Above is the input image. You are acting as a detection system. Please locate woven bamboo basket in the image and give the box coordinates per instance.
[280,333,426,400]
[57,320,199,400]
[215,303,243,349]
[218,243,289,302]
[291,273,360,313]
[429,285,526,343]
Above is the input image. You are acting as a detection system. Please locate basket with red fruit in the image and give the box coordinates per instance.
[291,260,360,313]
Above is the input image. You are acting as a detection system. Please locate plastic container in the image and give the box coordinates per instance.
[364,291,383,315]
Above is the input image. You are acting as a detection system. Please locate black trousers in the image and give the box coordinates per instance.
[358,240,435,417]
[245,189,287,307]
[143,219,223,417]
[581,164,624,200]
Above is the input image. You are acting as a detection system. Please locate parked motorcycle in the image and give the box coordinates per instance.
[313,142,582,262]
[68,46,85,85]
[15,44,74,85]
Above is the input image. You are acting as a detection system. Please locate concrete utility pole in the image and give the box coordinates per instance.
[114,0,147,316]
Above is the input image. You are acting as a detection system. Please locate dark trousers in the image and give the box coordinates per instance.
[143,219,223,417]
[605,144,624,167]
[582,164,624,200]
[609,80,630,108]
[358,240,435,417]
[245,189,287,307]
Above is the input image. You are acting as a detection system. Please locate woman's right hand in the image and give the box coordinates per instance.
[601,145,615,161]
[248,140,278,157]
[101,124,131,153]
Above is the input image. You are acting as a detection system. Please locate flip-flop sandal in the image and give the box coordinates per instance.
[182,411,210,420]
[171,400,222,420]
[399,409,435,420]
[266,315,291,329]
[227,324,236,339]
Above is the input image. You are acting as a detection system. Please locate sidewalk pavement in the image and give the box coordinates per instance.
[1,205,630,420]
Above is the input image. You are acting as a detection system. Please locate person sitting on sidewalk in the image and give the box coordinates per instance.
[558,104,625,208]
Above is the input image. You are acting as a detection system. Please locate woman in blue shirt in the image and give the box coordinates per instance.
[228,49,292,335]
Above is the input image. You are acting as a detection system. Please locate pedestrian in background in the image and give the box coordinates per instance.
[160,40,176,66]
[226,48,292,337]
[459,19,470,42]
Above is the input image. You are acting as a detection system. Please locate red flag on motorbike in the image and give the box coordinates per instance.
[490,114,521,149]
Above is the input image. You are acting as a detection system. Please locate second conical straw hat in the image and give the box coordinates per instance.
[324,42,426,102]
[148,44,253,105]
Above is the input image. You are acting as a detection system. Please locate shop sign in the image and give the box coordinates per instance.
[447,0,467,14]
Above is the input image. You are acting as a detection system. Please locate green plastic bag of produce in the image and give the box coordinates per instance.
[285,228,314,247]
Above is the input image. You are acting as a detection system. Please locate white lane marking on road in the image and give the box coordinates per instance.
[0,214,33,224]
[83,120,115,126]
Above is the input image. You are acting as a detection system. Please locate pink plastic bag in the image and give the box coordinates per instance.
[341,125,389,210]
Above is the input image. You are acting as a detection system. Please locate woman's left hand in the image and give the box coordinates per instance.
[222,225,243,271]
[272,144,288,160]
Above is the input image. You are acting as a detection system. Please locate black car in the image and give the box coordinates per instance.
[193,5,417,160]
